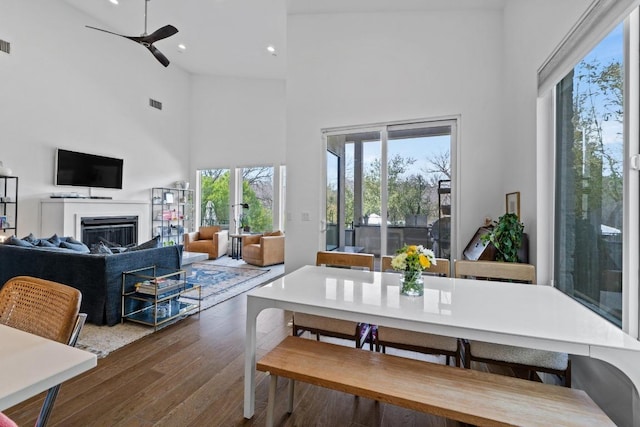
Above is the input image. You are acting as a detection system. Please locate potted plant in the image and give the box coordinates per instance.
[240,214,250,233]
[481,213,524,263]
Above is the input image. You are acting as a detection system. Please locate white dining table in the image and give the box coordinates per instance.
[243,265,640,418]
[0,324,97,411]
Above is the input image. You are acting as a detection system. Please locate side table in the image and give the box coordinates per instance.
[230,233,254,260]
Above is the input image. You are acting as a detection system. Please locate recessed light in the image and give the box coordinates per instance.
[109,0,119,5]
[178,43,187,51]
[267,45,277,56]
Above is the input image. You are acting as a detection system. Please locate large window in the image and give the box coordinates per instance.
[198,166,284,234]
[199,169,231,229]
[324,120,455,261]
[242,166,274,233]
[554,23,624,326]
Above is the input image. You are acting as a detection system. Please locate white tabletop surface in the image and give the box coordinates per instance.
[244,265,640,418]
[0,324,97,411]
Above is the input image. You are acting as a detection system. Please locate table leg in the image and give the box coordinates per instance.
[244,296,270,418]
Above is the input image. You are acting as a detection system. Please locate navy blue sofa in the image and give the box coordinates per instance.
[0,244,183,326]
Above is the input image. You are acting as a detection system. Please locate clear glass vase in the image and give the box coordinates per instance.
[401,270,424,296]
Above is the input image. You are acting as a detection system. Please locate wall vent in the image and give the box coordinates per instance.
[149,98,163,110]
[0,40,10,54]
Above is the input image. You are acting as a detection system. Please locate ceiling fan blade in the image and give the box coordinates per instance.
[141,25,179,44]
[86,25,128,39]
[147,45,170,67]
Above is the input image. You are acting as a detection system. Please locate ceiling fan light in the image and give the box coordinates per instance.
[109,0,119,5]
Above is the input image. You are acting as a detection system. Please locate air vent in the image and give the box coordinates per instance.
[149,98,162,110]
[0,40,10,54]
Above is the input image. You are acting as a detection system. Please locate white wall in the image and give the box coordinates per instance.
[0,0,191,238]
[502,0,592,275]
[189,75,286,173]
[286,8,505,271]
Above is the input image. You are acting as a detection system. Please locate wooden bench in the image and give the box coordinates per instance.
[257,336,614,427]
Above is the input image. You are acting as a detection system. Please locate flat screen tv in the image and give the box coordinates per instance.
[55,149,123,189]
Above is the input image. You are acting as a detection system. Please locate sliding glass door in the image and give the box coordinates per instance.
[324,120,455,262]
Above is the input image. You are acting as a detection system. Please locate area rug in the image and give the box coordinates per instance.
[76,322,154,358]
[75,258,284,358]
[181,264,269,302]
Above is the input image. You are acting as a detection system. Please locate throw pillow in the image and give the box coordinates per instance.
[128,235,160,251]
[5,235,34,247]
[21,233,39,244]
[60,241,91,253]
[264,230,283,237]
[65,236,84,245]
[98,236,120,248]
[37,239,57,247]
[90,241,113,255]
[47,234,61,246]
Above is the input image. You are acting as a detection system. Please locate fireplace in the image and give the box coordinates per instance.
[81,216,138,247]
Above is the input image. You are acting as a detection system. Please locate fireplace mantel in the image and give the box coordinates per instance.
[40,199,151,243]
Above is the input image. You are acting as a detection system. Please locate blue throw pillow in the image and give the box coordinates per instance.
[5,235,34,247]
[65,236,84,245]
[21,233,39,244]
[60,241,90,253]
[47,234,61,246]
[37,239,57,247]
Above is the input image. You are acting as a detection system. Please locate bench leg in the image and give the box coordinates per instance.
[266,375,277,427]
[288,379,295,413]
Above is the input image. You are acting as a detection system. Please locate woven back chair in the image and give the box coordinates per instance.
[0,276,86,426]
[454,260,570,387]
[292,251,375,349]
[316,251,375,270]
[377,257,461,366]
[454,260,535,282]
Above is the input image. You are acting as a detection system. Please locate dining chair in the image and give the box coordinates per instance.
[454,260,571,387]
[0,276,87,427]
[377,256,462,366]
[292,251,375,349]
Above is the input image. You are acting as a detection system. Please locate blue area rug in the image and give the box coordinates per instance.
[182,264,269,301]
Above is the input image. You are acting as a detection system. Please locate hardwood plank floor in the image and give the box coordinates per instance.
[5,292,486,426]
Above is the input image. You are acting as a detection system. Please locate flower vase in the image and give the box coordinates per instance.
[401,270,424,296]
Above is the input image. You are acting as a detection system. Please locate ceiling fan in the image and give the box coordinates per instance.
[86,0,178,67]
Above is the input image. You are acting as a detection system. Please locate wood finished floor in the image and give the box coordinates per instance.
[5,292,509,426]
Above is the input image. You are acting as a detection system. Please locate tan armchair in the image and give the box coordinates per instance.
[242,231,285,266]
[183,226,229,260]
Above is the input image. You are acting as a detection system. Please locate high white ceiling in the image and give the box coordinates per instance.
[61,0,506,79]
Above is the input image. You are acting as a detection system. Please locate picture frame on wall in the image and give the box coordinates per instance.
[506,191,520,219]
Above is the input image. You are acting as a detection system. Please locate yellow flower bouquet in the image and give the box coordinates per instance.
[391,244,436,296]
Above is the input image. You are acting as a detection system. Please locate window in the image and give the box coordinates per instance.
[198,166,285,234]
[199,169,231,229]
[324,119,456,261]
[554,23,625,326]
[242,166,275,233]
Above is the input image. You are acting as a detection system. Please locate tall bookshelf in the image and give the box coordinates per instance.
[151,187,194,246]
[0,176,18,239]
